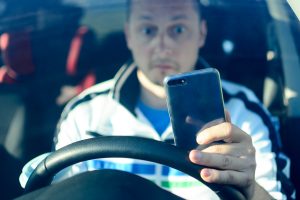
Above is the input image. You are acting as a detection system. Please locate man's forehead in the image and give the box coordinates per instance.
[130,0,197,16]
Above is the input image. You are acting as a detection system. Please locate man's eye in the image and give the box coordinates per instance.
[171,25,186,36]
[141,27,156,36]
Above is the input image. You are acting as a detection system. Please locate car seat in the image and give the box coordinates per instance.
[0,31,35,83]
[0,31,33,200]
[0,23,98,199]
[0,30,34,160]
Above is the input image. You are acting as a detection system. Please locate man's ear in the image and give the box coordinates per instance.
[124,23,132,50]
[198,20,207,48]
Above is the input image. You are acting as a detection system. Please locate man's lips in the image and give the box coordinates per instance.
[154,64,174,70]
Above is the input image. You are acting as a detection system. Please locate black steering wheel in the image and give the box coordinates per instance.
[24,136,246,200]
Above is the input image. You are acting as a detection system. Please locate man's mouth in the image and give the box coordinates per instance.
[154,64,174,71]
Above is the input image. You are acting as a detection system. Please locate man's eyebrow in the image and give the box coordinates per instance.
[137,15,153,21]
[136,14,189,21]
[171,15,189,21]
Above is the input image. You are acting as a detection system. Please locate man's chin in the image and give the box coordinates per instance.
[147,68,180,85]
[158,72,171,82]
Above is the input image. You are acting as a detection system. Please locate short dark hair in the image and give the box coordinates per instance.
[126,0,203,21]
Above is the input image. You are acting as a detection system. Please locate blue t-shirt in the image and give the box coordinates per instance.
[137,99,170,135]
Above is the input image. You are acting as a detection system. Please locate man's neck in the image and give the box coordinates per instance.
[137,70,167,109]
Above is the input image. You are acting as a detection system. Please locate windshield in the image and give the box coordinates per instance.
[0,0,299,199]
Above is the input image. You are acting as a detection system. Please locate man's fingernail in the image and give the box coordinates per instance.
[202,169,211,178]
[195,152,202,160]
[197,135,204,144]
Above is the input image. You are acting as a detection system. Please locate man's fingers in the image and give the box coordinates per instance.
[200,143,256,158]
[200,168,253,188]
[196,122,251,145]
[189,150,254,171]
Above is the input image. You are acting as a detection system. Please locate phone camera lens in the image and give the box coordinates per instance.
[167,78,186,86]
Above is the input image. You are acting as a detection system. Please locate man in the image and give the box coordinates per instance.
[20,0,293,199]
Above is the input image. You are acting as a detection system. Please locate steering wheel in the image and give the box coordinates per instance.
[24,136,246,200]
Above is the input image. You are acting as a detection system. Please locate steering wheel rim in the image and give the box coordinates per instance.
[24,136,246,200]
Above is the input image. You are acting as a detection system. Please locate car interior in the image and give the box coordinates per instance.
[0,0,299,199]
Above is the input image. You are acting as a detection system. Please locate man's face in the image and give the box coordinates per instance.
[125,0,207,85]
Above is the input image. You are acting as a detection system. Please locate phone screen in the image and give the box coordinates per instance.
[164,68,226,151]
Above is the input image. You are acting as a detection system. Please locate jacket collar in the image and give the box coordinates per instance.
[110,58,210,115]
[111,61,140,115]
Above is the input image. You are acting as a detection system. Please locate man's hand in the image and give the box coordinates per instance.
[189,122,257,199]
[189,109,275,200]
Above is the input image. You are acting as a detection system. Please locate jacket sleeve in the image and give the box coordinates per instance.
[226,92,295,200]
[53,99,92,181]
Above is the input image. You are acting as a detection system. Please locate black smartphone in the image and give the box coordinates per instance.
[164,68,226,151]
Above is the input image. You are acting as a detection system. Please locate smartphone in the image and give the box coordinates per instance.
[164,68,226,151]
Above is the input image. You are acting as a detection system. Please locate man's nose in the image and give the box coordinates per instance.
[153,33,173,56]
